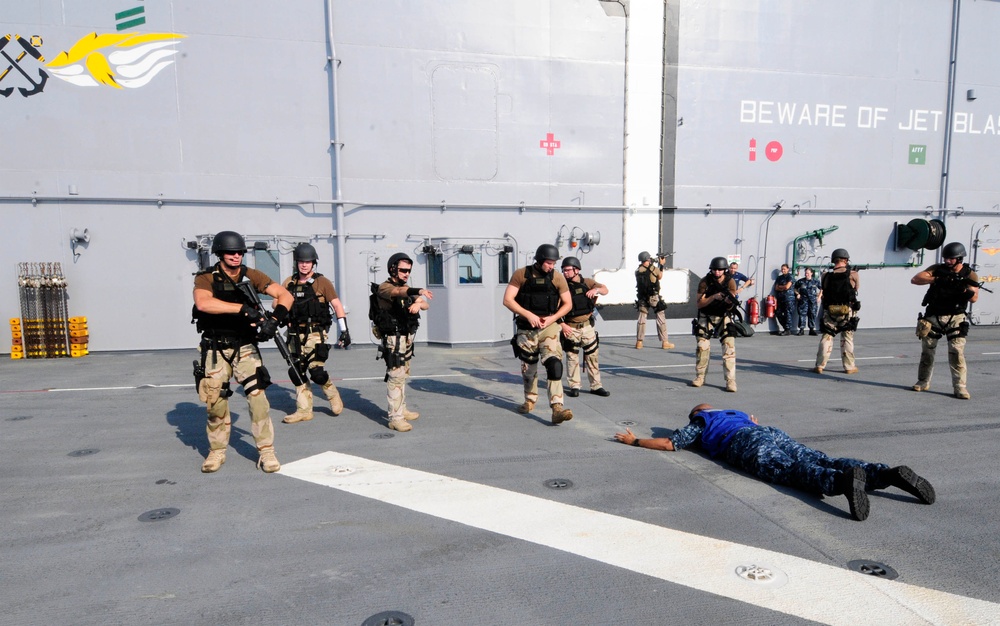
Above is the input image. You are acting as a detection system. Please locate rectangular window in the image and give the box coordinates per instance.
[458,252,482,284]
[253,246,280,301]
[498,251,511,284]
[427,253,444,286]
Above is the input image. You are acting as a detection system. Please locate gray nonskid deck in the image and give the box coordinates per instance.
[2,327,998,625]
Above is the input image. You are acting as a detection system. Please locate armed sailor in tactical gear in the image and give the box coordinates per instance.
[813,248,860,375]
[373,252,433,432]
[558,256,610,398]
[280,243,349,424]
[691,257,740,392]
[192,231,293,473]
[634,251,674,350]
[910,242,979,399]
[503,244,574,424]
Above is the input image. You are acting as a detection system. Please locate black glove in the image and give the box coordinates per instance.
[240,303,262,322]
[257,316,278,342]
[272,304,289,327]
[336,328,352,349]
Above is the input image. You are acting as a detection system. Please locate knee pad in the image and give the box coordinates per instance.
[543,356,563,380]
[242,366,272,395]
[309,366,330,386]
[288,366,307,385]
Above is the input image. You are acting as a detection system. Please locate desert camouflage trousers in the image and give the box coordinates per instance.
[636,295,668,342]
[695,314,735,383]
[197,343,275,451]
[289,330,341,417]
[816,310,856,371]
[516,323,564,406]
[383,333,415,421]
[917,313,968,390]
[563,323,602,390]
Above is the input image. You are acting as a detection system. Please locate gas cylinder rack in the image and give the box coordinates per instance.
[15,262,73,358]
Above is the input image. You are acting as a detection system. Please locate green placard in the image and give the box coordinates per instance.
[909,145,927,165]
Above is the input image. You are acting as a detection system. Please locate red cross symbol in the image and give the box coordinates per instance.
[539,132,561,156]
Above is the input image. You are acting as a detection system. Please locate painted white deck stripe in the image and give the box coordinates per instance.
[280,451,998,626]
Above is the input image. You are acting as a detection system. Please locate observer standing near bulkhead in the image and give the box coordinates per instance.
[372,252,432,432]
[910,242,979,399]
[692,256,740,392]
[634,251,673,350]
[813,248,860,375]
[191,231,292,473]
[504,244,574,424]
[558,256,611,398]
[280,243,349,424]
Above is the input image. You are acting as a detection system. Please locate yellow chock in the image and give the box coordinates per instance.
[71,348,89,358]
[69,316,88,324]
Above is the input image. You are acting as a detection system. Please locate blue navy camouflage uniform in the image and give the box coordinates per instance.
[795,275,821,332]
[774,271,796,332]
[670,409,892,495]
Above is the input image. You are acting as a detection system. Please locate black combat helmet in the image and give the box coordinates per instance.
[638,251,652,263]
[709,256,729,270]
[293,243,319,264]
[534,243,560,263]
[211,231,247,255]
[562,257,582,271]
[831,248,850,262]
[942,242,967,260]
[387,252,413,277]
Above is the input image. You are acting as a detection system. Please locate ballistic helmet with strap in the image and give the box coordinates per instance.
[534,244,559,263]
[562,257,582,271]
[638,251,651,263]
[211,231,247,255]
[387,252,413,277]
[709,256,729,270]
[942,242,967,260]
[293,243,319,264]
[831,248,850,262]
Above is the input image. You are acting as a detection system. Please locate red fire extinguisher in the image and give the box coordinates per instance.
[747,297,761,325]
[763,295,777,319]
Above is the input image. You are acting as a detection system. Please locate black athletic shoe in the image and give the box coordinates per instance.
[796,329,805,336]
[779,329,791,336]
[565,388,580,397]
[590,387,611,397]
[837,467,870,521]
[808,329,818,336]
[885,466,936,504]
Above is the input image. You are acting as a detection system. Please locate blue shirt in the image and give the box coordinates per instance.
[669,409,757,457]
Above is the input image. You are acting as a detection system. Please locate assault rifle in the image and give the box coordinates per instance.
[960,276,993,294]
[235,280,308,387]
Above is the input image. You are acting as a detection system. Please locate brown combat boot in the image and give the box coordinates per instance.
[661,340,675,349]
[725,380,738,393]
[328,385,344,416]
[388,418,412,432]
[551,403,573,424]
[257,446,280,473]
[912,381,929,392]
[689,377,705,388]
[517,400,535,414]
[635,340,643,350]
[954,386,971,400]
[282,410,313,424]
[403,408,420,421]
[201,449,226,473]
